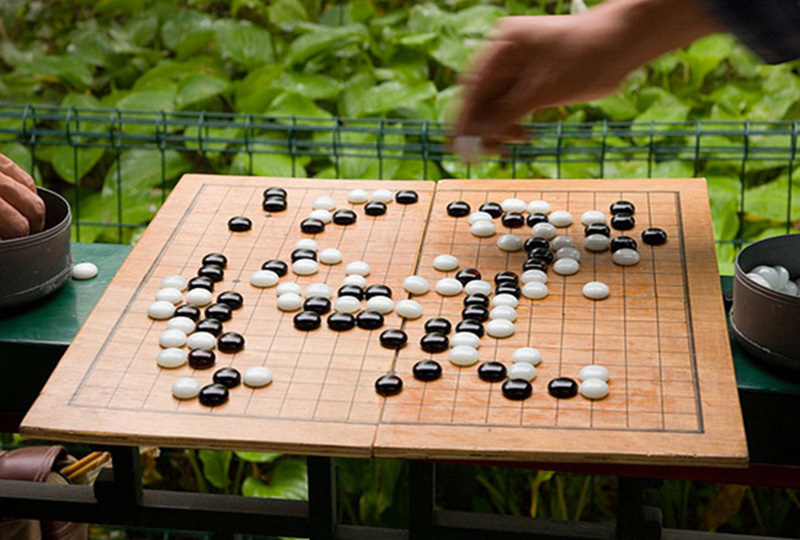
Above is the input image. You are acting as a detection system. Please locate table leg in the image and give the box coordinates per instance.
[408,461,435,540]
[308,456,336,540]
[92,446,142,505]
[615,476,662,540]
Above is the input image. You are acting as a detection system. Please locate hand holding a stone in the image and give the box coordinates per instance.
[0,153,45,240]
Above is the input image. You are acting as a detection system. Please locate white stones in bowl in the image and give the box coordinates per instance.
[745,265,799,295]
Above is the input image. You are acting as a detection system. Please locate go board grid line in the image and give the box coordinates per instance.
[621,191,631,428]
[554,191,572,427]
[590,191,598,429]
[647,192,666,430]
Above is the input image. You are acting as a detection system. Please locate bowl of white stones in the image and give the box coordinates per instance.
[0,188,72,311]
[731,233,800,372]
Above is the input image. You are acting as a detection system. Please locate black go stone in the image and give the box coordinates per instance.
[365,284,392,299]
[228,216,252,232]
[174,304,201,321]
[479,202,502,218]
[218,331,245,353]
[395,190,419,204]
[610,200,635,215]
[188,276,215,292]
[610,236,638,252]
[198,265,224,283]
[502,379,532,400]
[291,248,317,262]
[478,361,507,382]
[455,319,484,338]
[356,310,384,330]
[461,305,489,322]
[261,259,288,276]
[263,187,287,199]
[424,317,452,335]
[455,268,481,285]
[463,293,490,308]
[202,253,227,268]
[188,349,216,370]
[494,271,519,286]
[303,297,331,315]
[446,201,471,217]
[262,197,287,213]
[548,377,579,399]
[642,227,668,246]
[364,201,387,216]
[413,359,443,382]
[611,213,635,231]
[420,332,449,353]
[522,259,549,273]
[524,237,550,252]
[300,218,325,234]
[293,310,322,331]
[501,212,525,229]
[526,213,549,227]
[196,318,223,337]
[528,247,554,265]
[327,312,356,331]
[199,383,229,407]
[213,367,242,389]
[495,283,521,298]
[380,329,408,349]
[205,303,233,322]
[217,291,243,310]
[333,209,357,225]
[585,223,611,237]
[338,285,365,300]
[375,374,403,397]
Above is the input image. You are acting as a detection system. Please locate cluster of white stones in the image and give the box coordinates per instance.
[578,364,610,400]
[746,264,800,296]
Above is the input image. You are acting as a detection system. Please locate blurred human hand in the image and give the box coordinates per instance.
[0,153,45,240]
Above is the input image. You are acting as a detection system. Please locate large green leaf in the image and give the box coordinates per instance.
[68,185,162,243]
[234,451,282,463]
[115,90,176,112]
[102,149,191,199]
[431,32,479,72]
[267,92,331,118]
[0,143,33,177]
[52,146,105,184]
[286,24,368,65]
[407,3,446,33]
[744,169,800,223]
[214,20,274,69]
[449,5,504,36]
[349,81,437,118]
[241,458,308,500]
[19,56,94,89]
[198,450,232,490]
[231,152,304,178]
[274,71,342,100]
[176,74,229,110]
[268,0,309,31]
[234,64,284,114]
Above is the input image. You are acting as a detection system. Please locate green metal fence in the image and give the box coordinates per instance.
[0,104,797,270]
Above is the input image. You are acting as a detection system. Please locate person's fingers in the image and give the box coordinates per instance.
[0,153,36,192]
[0,173,46,235]
[0,197,32,239]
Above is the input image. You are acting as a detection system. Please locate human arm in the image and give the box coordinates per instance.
[0,153,45,240]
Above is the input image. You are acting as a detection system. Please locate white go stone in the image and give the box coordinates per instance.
[161,275,188,291]
[612,248,640,267]
[159,329,187,348]
[244,367,273,388]
[250,270,280,288]
[172,378,201,400]
[580,379,609,400]
[403,275,430,295]
[277,293,304,312]
[305,283,332,298]
[433,254,459,271]
[579,364,610,382]
[371,189,393,203]
[157,348,187,369]
[312,196,336,210]
[752,265,780,289]
[784,281,799,296]
[521,269,548,284]
[555,246,581,261]
[527,200,551,214]
[308,209,333,223]
[147,300,176,320]
[584,234,610,252]
[167,316,196,335]
[497,234,523,252]
[186,288,213,307]
[489,305,517,321]
[348,188,369,204]
[522,281,549,300]
[581,210,607,226]
[549,210,574,227]
[450,332,481,348]
[492,293,518,308]
[293,259,319,276]
[746,273,772,289]
[346,261,371,276]
[435,278,463,296]
[468,211,493,224]
[366,296,394,314]
[334,296,361,314]
[72,262,98,280]
[295,238,318,251]
[449,345,479,367]
[156,287,183,305]
[508,362,537,381]
[465,280,493,295]
[395,299,423,319]
[343,275,368,288]
[583,281,610,300]
[512,347,541,365]
[501,198,527,213]
[531,222,557,239]
[550,235,575,251]
[319,248,342,265]
[471,220,496,237]
[553,258,580,276]
[276,282,302,295]
[774,266,791,289]
[187,332,216,350]
[486,319,515,338]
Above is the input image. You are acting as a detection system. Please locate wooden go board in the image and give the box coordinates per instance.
[21,176,747,467]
